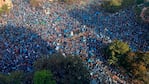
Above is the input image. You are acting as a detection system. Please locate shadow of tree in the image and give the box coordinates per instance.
[0,24,56,73]
[68,4,149,52]
[86,37,108,60]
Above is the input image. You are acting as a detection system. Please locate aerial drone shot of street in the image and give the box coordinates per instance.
[0,0,149,84]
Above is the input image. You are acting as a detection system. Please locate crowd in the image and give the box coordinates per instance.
[0,0,148,83]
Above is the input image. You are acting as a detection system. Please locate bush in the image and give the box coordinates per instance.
[33,70,56,84]
[34,54,90,84]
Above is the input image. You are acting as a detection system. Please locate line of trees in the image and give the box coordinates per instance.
[0,54,90,84]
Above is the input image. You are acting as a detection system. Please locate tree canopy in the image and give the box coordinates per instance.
[34,54,90,84]
[33,70,56,84]
[106,40,130,65]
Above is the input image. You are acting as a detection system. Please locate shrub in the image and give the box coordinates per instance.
[33,70,56,84]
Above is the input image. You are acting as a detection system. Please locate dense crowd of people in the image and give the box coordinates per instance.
[0,0,148,83]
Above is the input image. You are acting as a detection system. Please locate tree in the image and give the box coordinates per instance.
[102,0,123,13]
[106,40,130,65]
[136,0,144,4]
[0,71,24,84]
[136,51,149,66]
[30,0,43,7]
[34,54,90,84]
[122,0,135,6]
[0,4,10,15]
[123,51,149,83]
[110,0,122,6]
[131,62,147,77]
[0,73,10,84]
[102,0,135,13]
[122,52,136,69]
[33,70,56,84]
[108,55,118,65]
[143,52,149,67]
[9,71,24,84]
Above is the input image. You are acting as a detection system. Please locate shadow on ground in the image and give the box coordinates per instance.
[68,3,149,51]
[0,24,56,73]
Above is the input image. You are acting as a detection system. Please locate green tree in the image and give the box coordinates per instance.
[133,6,142,22]
[102,0,123,13]
[122,0,135,7]
[0,71,24,84]
[33,70,56,84]
[108,55,118,65]
[123,52,136,69]
[34,54,90,84]
[9,71,24,84]
[102,0,135,13]
[107,40,130,65]
[110,0,122,6]
[0,73,10,84]
[136,0,144,4]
